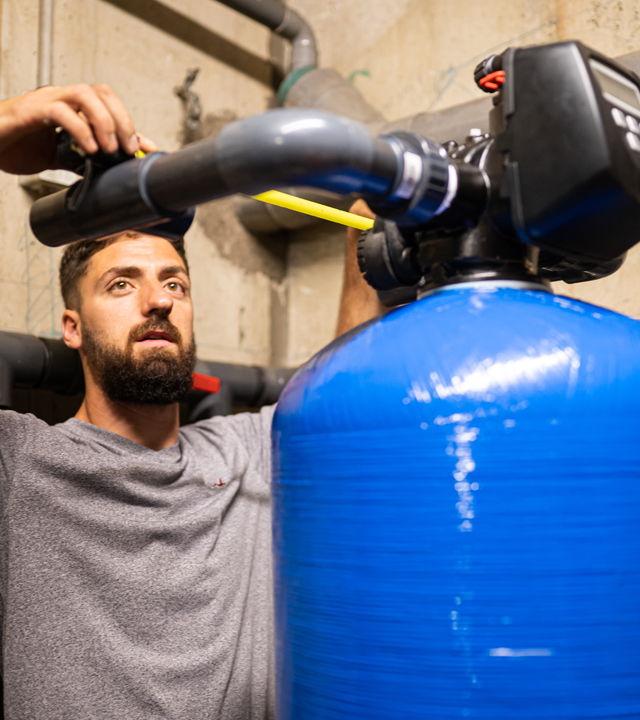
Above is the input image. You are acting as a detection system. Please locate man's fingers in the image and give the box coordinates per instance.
[347,200,376,244]
[58,84,156,157]
[58,84,118,154]
[46,102,99,154]
[349,199,375,220]
[137,134,158,154]
[93,84,140,155]
[0,83,156,175]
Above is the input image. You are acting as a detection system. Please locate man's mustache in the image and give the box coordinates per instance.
[127,318,183,347]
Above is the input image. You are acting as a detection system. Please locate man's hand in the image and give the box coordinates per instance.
[0,84,157,175]
[335,200,386,338]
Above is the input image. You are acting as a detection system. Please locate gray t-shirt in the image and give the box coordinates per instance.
[0,406,275,720]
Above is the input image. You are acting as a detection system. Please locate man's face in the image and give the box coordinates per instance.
[66,234,196,405]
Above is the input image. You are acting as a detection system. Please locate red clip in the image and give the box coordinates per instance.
[192,372,221,394]
[479,70,506,91]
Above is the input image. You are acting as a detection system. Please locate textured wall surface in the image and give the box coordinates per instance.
[1,0,640,369]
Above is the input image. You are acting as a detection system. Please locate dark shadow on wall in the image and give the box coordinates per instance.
[102,0,276,87]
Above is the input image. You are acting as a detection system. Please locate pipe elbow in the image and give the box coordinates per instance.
[275,8,318,70]
[215,109,387,196]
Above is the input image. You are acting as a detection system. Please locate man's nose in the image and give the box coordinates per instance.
[141,282,174,316]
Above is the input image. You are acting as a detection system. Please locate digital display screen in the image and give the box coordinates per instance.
[590,59,640,114]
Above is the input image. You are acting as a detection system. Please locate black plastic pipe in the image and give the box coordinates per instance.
[196,359,296,406]
[215,0,317,71]
[0,332,83,409]
[0,331,295,411]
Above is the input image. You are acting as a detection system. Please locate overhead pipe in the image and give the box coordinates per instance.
[215,0,317,73]
[29,108,447,247]
[0,331,296,412]
[37,0,54,88]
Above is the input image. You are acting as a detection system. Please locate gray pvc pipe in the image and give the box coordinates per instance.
[215,0,317,71]
[235,68,388,232]
[145,109,398,213]
[233,71,492,235]
[29,109,402,246]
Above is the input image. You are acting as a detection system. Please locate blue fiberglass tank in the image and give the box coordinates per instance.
[272,281,640,719]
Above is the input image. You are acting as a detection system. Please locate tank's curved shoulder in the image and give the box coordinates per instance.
[274,286,640,436]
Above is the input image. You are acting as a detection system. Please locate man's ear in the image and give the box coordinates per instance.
[62,309,82,350]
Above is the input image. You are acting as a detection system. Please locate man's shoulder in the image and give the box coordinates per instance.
[0,408,49,435]
[0,410,54,475]
[182,405,275,444]
[180,405,276,478]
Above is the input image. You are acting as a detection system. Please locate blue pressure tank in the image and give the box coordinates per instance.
[272,282,640,719]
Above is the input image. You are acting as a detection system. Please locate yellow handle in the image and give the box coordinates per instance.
[252,190,375,231]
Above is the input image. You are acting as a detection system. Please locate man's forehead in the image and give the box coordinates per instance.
[88,234,187,276]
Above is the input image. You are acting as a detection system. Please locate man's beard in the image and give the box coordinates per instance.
[81,317,196,405]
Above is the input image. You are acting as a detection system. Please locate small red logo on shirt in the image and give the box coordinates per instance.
[214,478,226,487]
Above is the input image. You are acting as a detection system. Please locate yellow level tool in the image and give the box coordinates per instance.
[251,190,374,231]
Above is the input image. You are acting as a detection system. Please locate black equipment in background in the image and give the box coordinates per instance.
[0,331,295,423]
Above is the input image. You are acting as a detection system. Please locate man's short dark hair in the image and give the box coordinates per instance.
[59,232,189,310]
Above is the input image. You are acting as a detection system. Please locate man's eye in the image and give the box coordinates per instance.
[167,282,183,291]
[112,281,129,290]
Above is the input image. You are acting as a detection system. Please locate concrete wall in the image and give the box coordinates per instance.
[1,0,640,371]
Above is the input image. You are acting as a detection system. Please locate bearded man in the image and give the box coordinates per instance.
[0,85,382,719]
